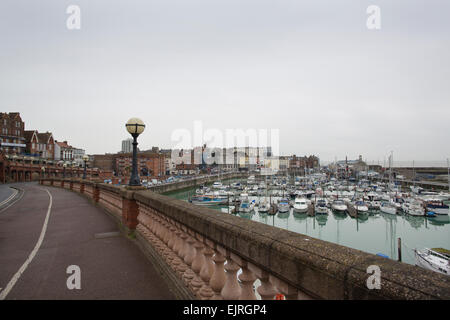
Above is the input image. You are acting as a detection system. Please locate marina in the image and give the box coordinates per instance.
[165,174,450,270]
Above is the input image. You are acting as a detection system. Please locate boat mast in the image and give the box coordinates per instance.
[447,158,450,192]
[389,151,393,190]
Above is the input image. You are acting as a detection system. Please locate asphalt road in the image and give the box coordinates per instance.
[0,182,175,300]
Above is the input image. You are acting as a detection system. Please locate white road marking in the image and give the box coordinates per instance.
[0,188,53,300]
[0,188,24,214]
[0,187,18,206]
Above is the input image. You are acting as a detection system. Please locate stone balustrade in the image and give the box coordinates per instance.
[39,178,450,300]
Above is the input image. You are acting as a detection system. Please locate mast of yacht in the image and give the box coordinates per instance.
[389,151,393,191]
[447,158,449,192]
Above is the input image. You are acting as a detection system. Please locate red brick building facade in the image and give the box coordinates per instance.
[24,130,55,159]
[115,152,166,178]
[0,112,26,155]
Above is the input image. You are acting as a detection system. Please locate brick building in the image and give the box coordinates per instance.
[288,155,320,174]
[92,154,116,172]
[24,130,55,159]
[115,152,166,178]
[0,112,26,155]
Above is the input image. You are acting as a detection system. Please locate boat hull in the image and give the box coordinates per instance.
[380,207,396,215]
[293,206,308,213]
[426,206,449,215]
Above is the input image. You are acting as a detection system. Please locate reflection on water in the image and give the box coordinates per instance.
[165,187,450,266]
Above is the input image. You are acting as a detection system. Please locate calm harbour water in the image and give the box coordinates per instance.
[165,182,450,266]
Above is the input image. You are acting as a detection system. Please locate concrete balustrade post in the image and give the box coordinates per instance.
[167,224,177,250]
[247,264,277,300]
[198,242,215,300]
[183,234,196,266]
[163,219,171,245]
[152,213,161,238]
[200,242,215,283]
[159,218,167,242]
[150,212,159,236]
[173,227,183,255]
[157,216,165,240]
[178,230,189,260]
[238,264,257,300]
[220,250,242,300]
[191,237,205,274]
[209,248,226,300]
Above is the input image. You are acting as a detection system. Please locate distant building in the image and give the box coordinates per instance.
[121,138,133,153]
[73,147,86,166]
[54,140,84,164]
[0,112,26,155]
[24,130,55,159]
[55,140,74,161]
[93,154,116,172]
[115,152,166,178]
[288,155,320,174]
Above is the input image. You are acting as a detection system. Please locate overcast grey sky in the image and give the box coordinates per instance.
[1,0,449,163]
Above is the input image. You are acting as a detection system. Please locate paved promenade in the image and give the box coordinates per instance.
[0,182,175,300]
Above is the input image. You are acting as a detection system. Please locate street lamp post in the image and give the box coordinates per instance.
[63,163,67,178]
[125,118,145,186]
[83,155,89,179]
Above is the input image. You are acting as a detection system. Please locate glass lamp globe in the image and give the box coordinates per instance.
[126,118,145,135]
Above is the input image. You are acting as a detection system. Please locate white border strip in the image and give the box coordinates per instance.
[0,188,53,300]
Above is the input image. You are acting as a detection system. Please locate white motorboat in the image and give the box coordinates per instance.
[414,248,449,276]
[380,202,397,215]
[353,199,369,213]
[331,199,347,212]
[314,198,328,215]
[239,197,252,213]
[293,197,309,213]
[424,199,449,215]
[258,200,270,213]
[212,181,223,189]
[368,200,381,211]
[190,194,228,206]
[404,200,425,216]
[277,198,290,213]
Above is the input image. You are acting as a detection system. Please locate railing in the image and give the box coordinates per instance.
[39,177,450,300]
